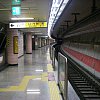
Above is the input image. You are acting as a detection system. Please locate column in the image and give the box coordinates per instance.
[26,33,32,54]
[38,38,41,48]
[7,28,18,65]
[18,31,24,57]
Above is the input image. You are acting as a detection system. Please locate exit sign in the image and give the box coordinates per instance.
[12,6,21,15]
[12,0,21,5]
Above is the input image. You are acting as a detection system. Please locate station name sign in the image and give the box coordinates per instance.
[9,22,47,28]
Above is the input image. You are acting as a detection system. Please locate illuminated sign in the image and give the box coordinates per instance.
[9,22,47,28]
[12,0,21,5]
[12,6,21,15]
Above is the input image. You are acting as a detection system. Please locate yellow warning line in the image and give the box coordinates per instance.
[47,64,53,72]
[41,72,48,82]
[48,81,61,100]
[47,64,61,100]
[0,75,41,92]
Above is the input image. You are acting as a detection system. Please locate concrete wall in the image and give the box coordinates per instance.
[62,42,100,78]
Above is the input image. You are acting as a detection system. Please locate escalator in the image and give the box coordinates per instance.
[0,24,7,71]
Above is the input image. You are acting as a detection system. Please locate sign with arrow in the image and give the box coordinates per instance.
[12,6,21,15]
[9,22,47,28]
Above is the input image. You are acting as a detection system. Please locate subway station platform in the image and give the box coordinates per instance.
[0,46,79,100]
[0,46,61,100]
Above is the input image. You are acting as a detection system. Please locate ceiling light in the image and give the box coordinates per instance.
[11,18,34,20]
[48,0,69,37]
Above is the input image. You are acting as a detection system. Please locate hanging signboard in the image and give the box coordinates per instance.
[12,6,21,15]
[9,22,47,28]
[12,0,21,5]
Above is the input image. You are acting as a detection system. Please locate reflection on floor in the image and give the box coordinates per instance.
[0,46,61,100]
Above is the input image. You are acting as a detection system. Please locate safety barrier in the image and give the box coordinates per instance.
[58,52,68,100]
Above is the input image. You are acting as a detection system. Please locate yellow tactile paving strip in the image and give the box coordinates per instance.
[47,64,53,72]
[41,72,48,82]
[47,64,61,100]
[48,81,61,100]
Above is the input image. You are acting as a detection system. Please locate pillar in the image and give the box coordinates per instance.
[38,38,42,48]
[7,28,18,65]
[18,31,24,57]
[26,33,32,54]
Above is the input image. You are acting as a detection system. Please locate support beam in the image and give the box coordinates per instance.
[72,13,80,24]
[91,0,97,13]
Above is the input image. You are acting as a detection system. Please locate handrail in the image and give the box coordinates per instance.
[58,52,66,60]
[0,34,6,49]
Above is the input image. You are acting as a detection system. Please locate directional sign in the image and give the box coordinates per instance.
[9,22,47,28]
[12,0,21,5]
[12,6,21,15]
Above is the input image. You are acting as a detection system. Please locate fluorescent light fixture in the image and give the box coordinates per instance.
[48,0,69,37]
[35,69,43,72]
[27,91,40,94]
[11,18,34,20]
[32,36,34,38]
[35,33,43,35]
[31,31,40,33]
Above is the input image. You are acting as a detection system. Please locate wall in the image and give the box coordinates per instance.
[62,42,100,78]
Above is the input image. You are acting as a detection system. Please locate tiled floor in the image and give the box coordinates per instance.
[0,46,50,100]
[0,46,79,100]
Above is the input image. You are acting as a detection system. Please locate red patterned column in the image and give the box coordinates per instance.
[26,33,32,54]
[7,28,18,65]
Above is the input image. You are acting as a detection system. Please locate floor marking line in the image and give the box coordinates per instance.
[47,64,53,72]
[0,75,41,92]
[47,64,61,100]
[48,81,61,100]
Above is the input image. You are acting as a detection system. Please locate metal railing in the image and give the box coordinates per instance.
[0,34,6,54]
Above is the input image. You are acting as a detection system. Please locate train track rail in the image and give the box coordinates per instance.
[68,62,100,100]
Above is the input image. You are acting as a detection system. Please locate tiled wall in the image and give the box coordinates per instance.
[7,29,18,65]
[18,31,24,57]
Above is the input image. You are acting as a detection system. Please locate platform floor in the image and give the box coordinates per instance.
[0,46,79,100]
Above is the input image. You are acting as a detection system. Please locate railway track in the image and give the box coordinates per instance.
[68,62,100,100]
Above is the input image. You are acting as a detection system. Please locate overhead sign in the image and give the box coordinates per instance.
[9,22,47,28]
[12,0,21,5]
[12,6,21,15]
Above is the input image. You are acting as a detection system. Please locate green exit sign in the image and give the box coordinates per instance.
[12,7,21,15]
[12,0,21,5]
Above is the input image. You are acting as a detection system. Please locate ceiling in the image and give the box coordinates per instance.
[51,0,100,38]
[0,0,52,36]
